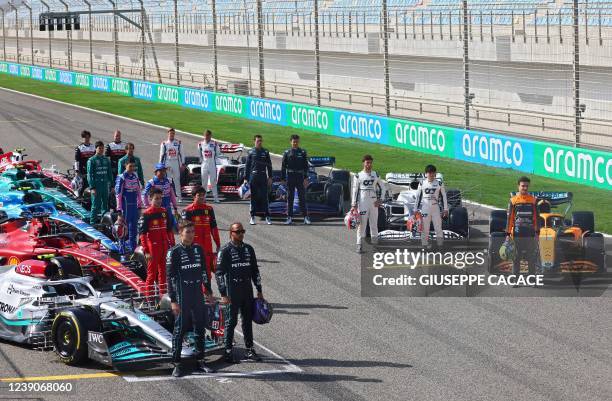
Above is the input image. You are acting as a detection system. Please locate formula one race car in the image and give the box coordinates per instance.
[376,172,469,242]
[181,143,247,198]
[0,169,91,221]
[488,191,606,273]
[268,157,351,218]
[0,149,91,207]
[0,259,224,370]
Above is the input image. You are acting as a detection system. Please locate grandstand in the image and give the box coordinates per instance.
[1,0,611,149]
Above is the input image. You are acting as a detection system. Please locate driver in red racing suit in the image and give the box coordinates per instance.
[138,188,174,297]
[180,186,220,282]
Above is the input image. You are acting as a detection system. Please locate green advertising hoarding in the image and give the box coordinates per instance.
[387,118,455,158]
[111,77,131,96]
[155,83,180,105]
[533,141,612,191]
[213,93,247,118]
[287,102,335,135]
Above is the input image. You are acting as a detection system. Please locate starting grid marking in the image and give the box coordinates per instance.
[0,332,302,384]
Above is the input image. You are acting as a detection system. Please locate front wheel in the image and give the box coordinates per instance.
[51,308,100,366]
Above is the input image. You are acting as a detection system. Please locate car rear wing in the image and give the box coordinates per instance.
[385,172,444,186]
[219,143,244,154]
[510,191,573,206]
[308,156,336,168]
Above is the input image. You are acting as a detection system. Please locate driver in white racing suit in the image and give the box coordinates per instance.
[159,127,184,203]
[198,129,221,204]
[351,154,384,253]
[415,164,448,248]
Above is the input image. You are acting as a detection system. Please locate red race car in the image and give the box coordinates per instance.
[0,216,147,296]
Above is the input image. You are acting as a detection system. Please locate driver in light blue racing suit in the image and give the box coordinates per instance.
[115,160,143,251]
[143,163,179,230]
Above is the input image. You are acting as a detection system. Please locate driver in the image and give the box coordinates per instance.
[198,129,221,204]
[159,128,184,204]
[115,160,142,251]
[415,165,448,249]
[74,130,95,190]
[351,154,383,253]
[506,176,538,277]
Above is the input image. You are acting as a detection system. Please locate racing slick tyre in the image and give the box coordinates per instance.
[449,207,469,238]
[330,170,351,201]
[446,189,462,209]
[489,210,507,234]
[22,191,43,204]
[584,233,605,272]
[100,211,120,238]
[325,183,344,216]
[571,211,595,233]
[488,232,506,274]
[49,256,83,279]
[51,308,101,366]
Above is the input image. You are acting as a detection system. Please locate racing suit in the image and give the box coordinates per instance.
[86,154,113,224]
[74,142,96,189]
[138,205,174,297]
[115,171,143,251]
[352,170,383,246]
[245,147,272,218]
[117,154,144,186]
[166,243,212,363]
[506,193,538,275]
[143,176,178,229]
[281,147,309,218]
[181,202,221,281]
[415,179,448,247]
[159,139,184,201]
[105,141,127,178]
[198,140,221,202]
[216,241,262,351]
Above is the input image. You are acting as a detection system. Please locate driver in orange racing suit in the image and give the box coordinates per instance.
[181,186,221,282]
[506,176,538,276]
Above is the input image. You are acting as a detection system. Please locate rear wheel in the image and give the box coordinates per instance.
[449,207,469,238]
[131,249,148,280]
[489,209,507,234]
[49,256,83,279]
[446,189,462,209]
[325,183,344,216]
[488,232,506,274]
[571,211,595,233]
[330,170,351,201]
[52,308,100,366]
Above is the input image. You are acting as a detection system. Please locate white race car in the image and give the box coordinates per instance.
[0,258,223,370]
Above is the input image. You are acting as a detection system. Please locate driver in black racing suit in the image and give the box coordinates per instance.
[166,221,215,377]
[216,222,264,363]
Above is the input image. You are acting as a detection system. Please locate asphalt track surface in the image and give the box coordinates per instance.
[0,88,611,401]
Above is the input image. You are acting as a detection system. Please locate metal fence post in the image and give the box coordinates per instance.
[108,0,119,76]
[256,0,265,97]
[21,2,33,65]
[83,1,94,74]
[314,0,321,106]
[173,0,180,85]
[9,2,19,64]
[573,0,581,146]
[462,0,470,130]
[39,0,51,67]
[212,0,218,91]
[1,9,5,61]
[137,0,145,79]
[382,0,390,116]
[59,0,72,70]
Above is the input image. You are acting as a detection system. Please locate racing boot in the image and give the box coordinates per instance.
[224,349,239,364]
[356,244,363,254]
[244,348,262,362]
[249,217,256,225]
[172,363,185,377]
[285,217,292,225]
[195,360,216,374]
[266,217,272,225]
[304,216,311,225]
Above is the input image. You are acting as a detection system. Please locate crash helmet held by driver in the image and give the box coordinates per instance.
[499,238,515,261]
[238,182,251,199]
[71,174,84,194]
[252,298,273,325]
[344,210,360,230]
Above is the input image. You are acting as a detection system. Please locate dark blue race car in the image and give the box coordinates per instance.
[268,157,351,218]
